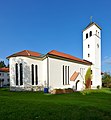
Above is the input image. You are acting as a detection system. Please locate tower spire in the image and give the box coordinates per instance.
[90,16,93,23]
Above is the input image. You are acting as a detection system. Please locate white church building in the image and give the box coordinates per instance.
[7,22,102,92]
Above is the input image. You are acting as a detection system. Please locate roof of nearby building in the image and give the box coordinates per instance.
[0,67,9,72]
[47,50,92,65]
[70,71,79,81]
[7,50,42,58]
[83,22,102,32]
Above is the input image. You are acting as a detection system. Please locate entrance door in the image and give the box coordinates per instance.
[75,80,80,90]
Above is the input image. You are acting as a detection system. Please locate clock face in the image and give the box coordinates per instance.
[97,44,99,48]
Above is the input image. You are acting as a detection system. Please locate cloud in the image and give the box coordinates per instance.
[102,56,111,65]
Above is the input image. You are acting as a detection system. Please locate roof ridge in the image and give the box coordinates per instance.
[26,50,31,56]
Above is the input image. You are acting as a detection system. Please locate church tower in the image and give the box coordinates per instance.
[83,22,102,88]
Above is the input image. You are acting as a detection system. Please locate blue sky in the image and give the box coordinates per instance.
[0,0,111,72]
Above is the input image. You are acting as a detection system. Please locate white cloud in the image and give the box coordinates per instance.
[102,56,111,65]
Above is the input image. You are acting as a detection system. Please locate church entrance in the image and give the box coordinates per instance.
[75,80,80,90]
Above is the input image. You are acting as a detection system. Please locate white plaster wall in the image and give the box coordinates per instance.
[0,72,9,87]
[9,56,44,90]
[83,24,101,88]
[48,57,90,91]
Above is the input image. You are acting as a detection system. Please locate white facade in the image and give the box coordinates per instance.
[83,22,102,88]
[9,55,91,91]
[0,69,9,87]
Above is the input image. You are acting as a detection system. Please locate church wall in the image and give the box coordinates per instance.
[48,57,90,91]
[9,56,45,91]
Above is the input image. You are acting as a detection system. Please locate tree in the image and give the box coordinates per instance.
[85,67,92,89]
[102,72,111,87]
[0,61,6,68]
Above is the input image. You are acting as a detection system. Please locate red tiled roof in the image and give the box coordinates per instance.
[48,50,92,65]
[0,67,9,72]
[70,71,79,81]
[7,50,41,58]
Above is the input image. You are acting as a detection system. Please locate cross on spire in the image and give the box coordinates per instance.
[90,16,93,23]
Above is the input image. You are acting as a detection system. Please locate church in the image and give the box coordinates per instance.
[7,22,102,92]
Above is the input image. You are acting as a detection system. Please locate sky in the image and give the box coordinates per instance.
[0,0,111,72]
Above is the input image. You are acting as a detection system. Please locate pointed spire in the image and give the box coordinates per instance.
[90,16,93,23]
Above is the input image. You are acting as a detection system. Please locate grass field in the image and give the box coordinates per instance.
[0,88,111,120]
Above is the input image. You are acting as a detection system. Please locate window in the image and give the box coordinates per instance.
[80,68,84,76]
[65,66,67,85]
[88,44,90,48]
[88,53,90,57]
[91,70,92,74]
[96,30,97,35]
[31,64,34,85]
[20,63,23,85]
[63,65,69,85]
[98,32,99,36]
[15,63,18,85]
[68,66,69,85]
[86,33,88,39]
[0,73,1,76]
[63,65,64,85]
[91,81,92,85]
[89,31,92,37]
[97,44,99,48]
[7,79,9,82]
[35,65,38,85]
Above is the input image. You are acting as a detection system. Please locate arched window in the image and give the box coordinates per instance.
[35,65,38,85]
[15,63,18,85]
[20,63,23,85]
[31,64,34,85]
[97,44,99,48]
[89,31,92,37]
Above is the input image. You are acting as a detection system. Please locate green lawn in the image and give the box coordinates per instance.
[0,88,111,120]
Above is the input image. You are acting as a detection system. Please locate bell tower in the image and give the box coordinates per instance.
[83,22,102,88]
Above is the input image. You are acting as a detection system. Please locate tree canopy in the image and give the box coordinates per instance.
[0,61,6,68]
[102,72,111,87]
[85,67,92,81]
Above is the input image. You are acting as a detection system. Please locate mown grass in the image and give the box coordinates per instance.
[0,88,111,120]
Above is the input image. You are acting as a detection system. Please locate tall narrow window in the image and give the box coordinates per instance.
[65,66,67,85]
[32,64,34,85]
[35,65,38,85]
[68,66,69,85]
[86,33,88,39]
[90,31,92,37]
[88,53,90,57]
[96,30,97,35]
[88,44,90,48]
[20,63,23,85]
[63,65,64,85]
[15,63,18,85]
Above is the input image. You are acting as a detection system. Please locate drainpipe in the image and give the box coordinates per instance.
[47,55,49,88]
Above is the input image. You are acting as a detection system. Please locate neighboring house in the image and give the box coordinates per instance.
[7,22,102,91]
[0,67,10,87]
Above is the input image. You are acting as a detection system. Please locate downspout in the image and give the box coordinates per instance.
[47,55,49,88]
